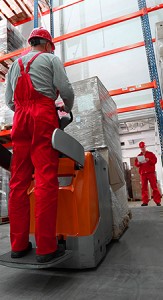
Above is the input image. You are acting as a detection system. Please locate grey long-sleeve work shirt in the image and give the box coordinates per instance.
[5,50,74,112]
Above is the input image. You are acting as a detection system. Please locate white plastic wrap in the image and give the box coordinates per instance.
[0,19,26,81]
[0,83,13,129]
[0,168,10,217]
[65,76,131,238]
[0,19,25,54]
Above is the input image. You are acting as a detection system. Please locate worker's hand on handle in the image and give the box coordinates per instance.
[59,105,65,112]
[56,106,73,130]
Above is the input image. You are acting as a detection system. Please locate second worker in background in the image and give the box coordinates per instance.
[135,141,161,207]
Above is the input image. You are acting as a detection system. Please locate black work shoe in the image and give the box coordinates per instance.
[36,247,65,263]
[157,203,161,206]
[11,242,32,258]
[141,203,148,206]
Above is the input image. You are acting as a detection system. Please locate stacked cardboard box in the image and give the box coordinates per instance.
[130,157,142,200]
[123,162,132,199]
[64,76,131,239]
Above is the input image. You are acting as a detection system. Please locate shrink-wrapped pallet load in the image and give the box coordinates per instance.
[0,18,26,54]
[0,19,23,220]
[0,18,26,81]
[0,18,24,128]
[63,76,131,238]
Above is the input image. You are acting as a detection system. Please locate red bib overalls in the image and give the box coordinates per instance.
[9,52,59,255]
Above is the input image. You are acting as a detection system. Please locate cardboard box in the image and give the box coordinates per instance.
[130,157,136,167]
[131,180,142,200]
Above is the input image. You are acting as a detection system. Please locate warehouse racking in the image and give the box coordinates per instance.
[0,0,162,151]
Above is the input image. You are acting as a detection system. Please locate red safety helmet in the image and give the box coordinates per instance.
[28,27,55,50]
[139,141,145,148]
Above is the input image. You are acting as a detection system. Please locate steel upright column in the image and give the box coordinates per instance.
[34,0,39,28]
[138,0,163,163]
[50,0,54,38]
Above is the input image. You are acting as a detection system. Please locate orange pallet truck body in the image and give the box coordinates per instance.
[29,129,113,269]
[30,153,100,238]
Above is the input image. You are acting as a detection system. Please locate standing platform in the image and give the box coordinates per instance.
[0,249,72,269]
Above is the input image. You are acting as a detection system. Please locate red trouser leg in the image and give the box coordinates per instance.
[148,173,161,204]
[141,174,149,204]
[31,115,59,255]
[9,113,34,251]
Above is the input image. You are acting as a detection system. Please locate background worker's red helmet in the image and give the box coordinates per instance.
[28,27,55,50]
[139,141,145,148]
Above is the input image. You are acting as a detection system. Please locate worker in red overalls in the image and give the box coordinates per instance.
[135,141,161,207]
[5,27,74,263]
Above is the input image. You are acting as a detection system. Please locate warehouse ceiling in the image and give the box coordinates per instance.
[119,117,155,135]
[0,0,49,25]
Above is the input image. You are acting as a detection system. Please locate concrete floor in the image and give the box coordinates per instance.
[0,206,163,300]
[128,198,163,208]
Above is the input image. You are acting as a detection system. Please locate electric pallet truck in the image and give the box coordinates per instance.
[0,112,113,269]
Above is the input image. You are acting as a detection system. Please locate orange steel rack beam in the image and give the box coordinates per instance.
[2,142,12,149]
[117,101,163,114]
[1,101,163,144]
[0,129,12,148]
[3,1,162,28]
[54,10,144,43]
[0,4,162,118]
[13,0,84,26]
[0,39,156,65]
[0,47,30,63]
[109,81,157,96]
[147,4,163,13]
[64,39,155,67]
[0,130,11,137]
[12,0,162,27]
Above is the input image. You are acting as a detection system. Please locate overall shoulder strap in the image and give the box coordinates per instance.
[18,58,25,74]
[25,52,44,73]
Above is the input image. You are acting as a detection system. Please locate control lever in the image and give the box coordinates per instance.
[56,107,73,130]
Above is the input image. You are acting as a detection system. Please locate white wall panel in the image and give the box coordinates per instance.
[149,11,163,37]
[146,0,163,5]
[66,46,150,91]
[62,0,139,31]
[114,90,153,108]
[64,18,144,61]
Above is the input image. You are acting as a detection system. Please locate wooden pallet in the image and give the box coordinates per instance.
[0,216,9,225]
[128,198,141,202]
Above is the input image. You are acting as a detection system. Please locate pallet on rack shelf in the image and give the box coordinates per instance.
[128,198,141,202]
